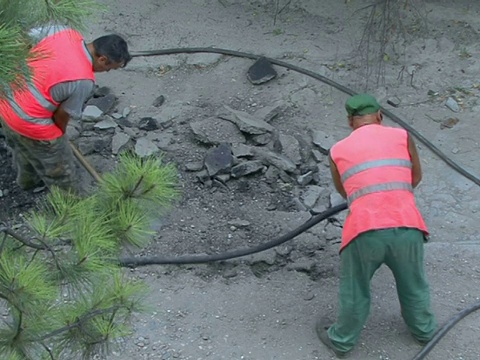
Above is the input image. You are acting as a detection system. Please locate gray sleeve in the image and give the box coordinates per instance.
[29,24,69,45]
[50,80,95,119]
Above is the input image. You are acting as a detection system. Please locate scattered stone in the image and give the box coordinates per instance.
[301,185,323,208]
[0,190,3,197]
[111,112,123,120]
[221,106,274,134]
[116,117,134,128]
[445,97,461,112]
[232,143,254,158]
[297,171,314,186]
[196,170,210,184]
[77,137,110,155]
[251,133,272,145]
[215,174,231,183]
[312,130,336,155]
[227,219,251,228]
[66,124,80,141]
[231,160,265,178]
[184,161,204,172]
[311,149,324,162]
[86,93,116,113]
[278,134,302,165]
[440,117,459,129]
[204,143,233,177]
[135,137,159,157]
[311,203,328,214]
[292,197,308,211]
[247,57,277,85]
[2,189,8,197]
[190,118,246,145]
[153,95,166,107]
[122,107,132,118]
[330,192,345,207]
[94,118,118,130]
[112,132,131,155]
[254,103,286,123]
[158,118,174,129]
[286,258,316,272]
[82,105,103,121]
[252,148,297,173]
[249,250,277,266]
[138,117,159,131]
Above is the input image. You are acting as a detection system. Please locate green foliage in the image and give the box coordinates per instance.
[0,0,102,94]
[0,153,180,359]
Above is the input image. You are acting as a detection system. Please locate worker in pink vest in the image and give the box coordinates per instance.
[0,25,131,193]
[316,94,437,358]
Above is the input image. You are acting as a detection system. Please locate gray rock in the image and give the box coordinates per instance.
[251,133,272,145]
[286,258,316,272]
[247,57,277,85]
[152,95,165,107]
[278,134,302,165]
[94,118,118,130]
[312,130,336,155]
[184,161,204,172]
[248,250,277,266]
[330,192,345,207]
[227,219,251,228]
[0,190,3,197]
[204,143,233,177]
[147,132,173,150]
[311,203,328,214]
[221,106,274,134]
[77,137,110,155]
[138,117,159,131]
[82,105,103,121]
[122,107,131,118]
[232,143,254,158]
[297,171,313,186]
[86,93,116,113]
[301,185,323,208]
[112,132,131,155]
[445,97,461,113]
[66,124,80,141]
[312,149,324,162]
[111,112,123,120]
[254,103,286,123]
[135,137,159,157]
[252,148,296,173]
[190,118,245,145]
[231,160,265,178]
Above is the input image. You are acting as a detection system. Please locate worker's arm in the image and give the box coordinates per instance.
[329,154,347,199]
[52,106,70,133]
[407,133,422,188]
[50,80,95,133]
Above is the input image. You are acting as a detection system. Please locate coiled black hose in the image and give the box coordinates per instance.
[124,47,480,359]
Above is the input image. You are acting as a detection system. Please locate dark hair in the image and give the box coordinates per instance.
[92,34,132,67]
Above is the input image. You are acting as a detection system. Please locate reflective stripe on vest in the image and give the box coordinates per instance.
[341,158,412,182]
[5,95,53,125]
[348,181,413,205]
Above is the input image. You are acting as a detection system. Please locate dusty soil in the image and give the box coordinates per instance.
[2,1,480,359]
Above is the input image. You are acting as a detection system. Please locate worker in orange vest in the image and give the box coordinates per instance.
[316,94,437,358]
[0,25,131,193]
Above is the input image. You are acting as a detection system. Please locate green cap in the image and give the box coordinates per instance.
[345,94,381,116]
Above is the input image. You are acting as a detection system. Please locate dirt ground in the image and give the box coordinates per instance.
[2,0,480,359]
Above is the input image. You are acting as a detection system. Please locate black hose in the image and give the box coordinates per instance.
[412,299,480,360]
[120,203,347,266]
[131,47,480,186]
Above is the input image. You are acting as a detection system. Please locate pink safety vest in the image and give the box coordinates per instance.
[330,124,428,252]
[0,28,95,140]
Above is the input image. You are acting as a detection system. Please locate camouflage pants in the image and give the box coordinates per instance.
[1,120,79,193]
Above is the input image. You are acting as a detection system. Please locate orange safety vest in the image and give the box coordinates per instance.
[330,124,428,252]
[0,28,95,141]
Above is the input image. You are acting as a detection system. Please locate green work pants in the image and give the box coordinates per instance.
[1,119,78,193]
[328,228,437,352]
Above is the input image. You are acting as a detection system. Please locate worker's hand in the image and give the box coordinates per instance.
[52,107,70,134]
